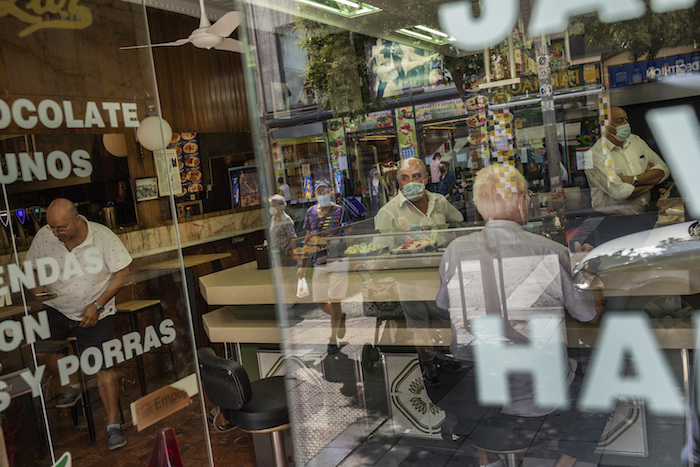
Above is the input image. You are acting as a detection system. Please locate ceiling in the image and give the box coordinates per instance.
[120,0,234,21]
[119,0,491,56]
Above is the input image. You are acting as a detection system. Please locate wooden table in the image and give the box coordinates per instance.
[145,253,231,347]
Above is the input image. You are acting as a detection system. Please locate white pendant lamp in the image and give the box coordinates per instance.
[136,105,173,152]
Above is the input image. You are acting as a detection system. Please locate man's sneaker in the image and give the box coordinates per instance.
[419,359,440,387]
[56,386,82,408]
[435,353,462,373]
[107,427,127,451]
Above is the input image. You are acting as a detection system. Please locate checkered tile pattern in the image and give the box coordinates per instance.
[488,109,515,165]
[598,92,615,185]
[495,163,519,197]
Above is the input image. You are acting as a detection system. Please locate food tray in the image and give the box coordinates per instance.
[345,246,389,258]
[390,241,436,255]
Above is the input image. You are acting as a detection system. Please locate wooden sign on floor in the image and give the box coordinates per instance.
[130,374,198,431]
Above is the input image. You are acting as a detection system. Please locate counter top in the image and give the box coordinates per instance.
[198,261,441,305]
[202,305,695,350]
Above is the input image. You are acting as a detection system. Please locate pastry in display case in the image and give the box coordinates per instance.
[326,227,481,268]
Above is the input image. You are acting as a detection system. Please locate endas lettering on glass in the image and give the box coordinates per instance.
[0,0,93,37]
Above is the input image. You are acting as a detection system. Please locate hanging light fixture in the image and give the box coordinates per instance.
[102,133,128,157]
[136,104,173,152]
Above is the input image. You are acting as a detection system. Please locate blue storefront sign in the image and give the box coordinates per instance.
[609,53,700,89]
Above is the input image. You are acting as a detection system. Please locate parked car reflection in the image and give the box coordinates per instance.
[573,220,700,318]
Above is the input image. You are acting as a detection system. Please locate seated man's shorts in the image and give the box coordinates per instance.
[38,306,116,361]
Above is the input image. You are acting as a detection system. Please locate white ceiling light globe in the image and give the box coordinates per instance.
[137,116,173,151]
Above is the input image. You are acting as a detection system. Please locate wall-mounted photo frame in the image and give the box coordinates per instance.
[135,177,158,202]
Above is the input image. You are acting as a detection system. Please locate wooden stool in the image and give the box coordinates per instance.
[116,300,177,396]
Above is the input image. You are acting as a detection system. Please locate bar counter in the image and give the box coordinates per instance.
[198,261,697,349]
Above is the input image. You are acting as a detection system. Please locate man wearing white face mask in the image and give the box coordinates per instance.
[584,106,669,215]
[375,158,463,386]
[297,180,350,353]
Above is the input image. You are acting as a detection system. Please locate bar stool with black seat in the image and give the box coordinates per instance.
[197,347,290,467]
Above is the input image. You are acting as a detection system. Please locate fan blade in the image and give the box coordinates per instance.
[121,38,191,50]
[206,11,242,38]
[214,38,248,53]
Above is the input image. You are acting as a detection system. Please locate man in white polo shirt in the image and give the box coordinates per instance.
[585,106,669,215]
[27,198,132,451]
[375,158,464,387]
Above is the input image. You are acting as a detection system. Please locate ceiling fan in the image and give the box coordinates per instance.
[121,0,248,53]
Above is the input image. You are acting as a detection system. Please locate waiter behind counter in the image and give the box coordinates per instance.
[374,157,464,386]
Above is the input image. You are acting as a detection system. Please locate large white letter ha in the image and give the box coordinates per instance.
[473,316,569,410]
[578,313,684,415]
[438,0,518,51]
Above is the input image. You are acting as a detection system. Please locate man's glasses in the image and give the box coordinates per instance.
[48,218,75,234]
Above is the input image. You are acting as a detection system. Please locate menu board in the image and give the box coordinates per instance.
[344,110,393,133]
[153,148,181,197]
[168,132,203,196]
[415,99,468,123]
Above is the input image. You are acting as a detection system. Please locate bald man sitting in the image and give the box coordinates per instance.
[27,198,132,451]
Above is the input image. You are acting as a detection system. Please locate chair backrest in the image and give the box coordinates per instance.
[197,348,252,410]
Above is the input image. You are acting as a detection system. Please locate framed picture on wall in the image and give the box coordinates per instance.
[135,177,158,202]
[229,166,260,208]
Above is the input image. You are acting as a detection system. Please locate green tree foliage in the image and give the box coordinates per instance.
[296,18,383,117]
[572,0,700,61]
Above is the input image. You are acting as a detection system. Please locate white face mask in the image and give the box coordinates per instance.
[317,194,332,207]
[269,207,278,216]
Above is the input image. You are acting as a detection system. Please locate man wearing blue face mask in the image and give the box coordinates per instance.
[298,180,350,353]
[375,158,463,386]
[584,106,669,216]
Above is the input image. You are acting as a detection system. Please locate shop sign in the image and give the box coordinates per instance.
[327,118,346,193]
[366,39,446,99]
[509,63,601,97]
[414,99,467,123]
[609,53,700,89]
[344,110,393,133]
[439,0,693,51]
[4,0,93,37]
[395,107,417,159]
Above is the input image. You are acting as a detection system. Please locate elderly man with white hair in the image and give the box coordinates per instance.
[434,164,606,467]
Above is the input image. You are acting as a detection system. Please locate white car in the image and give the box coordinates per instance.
[572,220,700,318]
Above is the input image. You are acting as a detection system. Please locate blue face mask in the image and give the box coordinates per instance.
[317,194,332,207]
[613,123,631,141]
[522,223,535,233]
[402,182,425,201]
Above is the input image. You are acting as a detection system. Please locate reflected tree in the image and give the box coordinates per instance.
[571,0,700,61]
